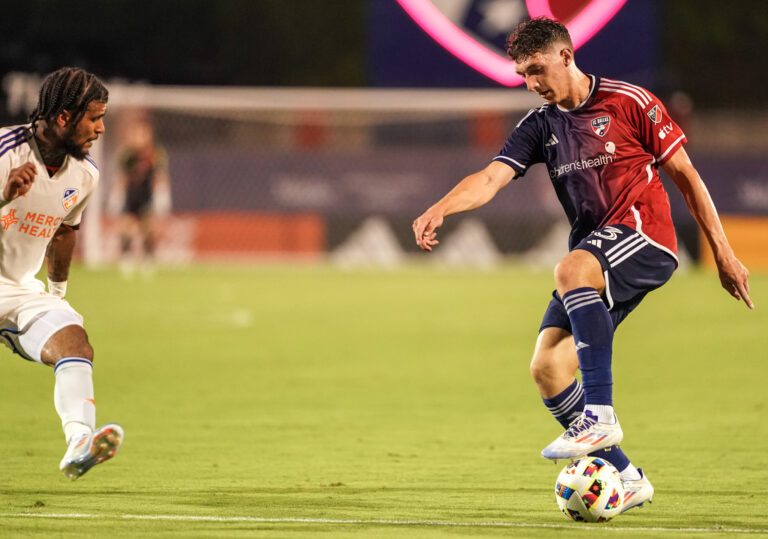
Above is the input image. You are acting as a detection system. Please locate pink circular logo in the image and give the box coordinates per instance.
[396,0,628,86]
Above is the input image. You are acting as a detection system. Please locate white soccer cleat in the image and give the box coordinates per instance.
[621,468,654,513]
[541,411,623,460]
[59,423,124,480]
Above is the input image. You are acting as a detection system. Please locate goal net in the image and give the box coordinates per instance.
[4,74,568,267]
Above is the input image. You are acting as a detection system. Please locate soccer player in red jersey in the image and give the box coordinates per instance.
[412,17,752,512]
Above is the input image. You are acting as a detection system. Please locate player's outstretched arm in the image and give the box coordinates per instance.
[413,161,516,251]
[662,147,754,309]
[2,162,37,203]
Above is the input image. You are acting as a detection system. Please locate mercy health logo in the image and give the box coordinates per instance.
[549,153,614,179]
[396,0,627,86]
[1,209,19,231]
[62,188,79,211]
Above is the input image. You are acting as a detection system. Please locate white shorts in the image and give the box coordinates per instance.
[0,280,84,363]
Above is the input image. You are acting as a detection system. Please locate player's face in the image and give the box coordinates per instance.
[130,121,154,149]
[515,45,571,105]
[61,101,107,160]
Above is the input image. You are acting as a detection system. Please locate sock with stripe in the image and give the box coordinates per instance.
[542,379,584,429]
[53,357,96,443]
[562,287,615,422]
[543,378,635,475]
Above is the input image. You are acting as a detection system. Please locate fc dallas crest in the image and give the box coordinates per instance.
[591,116,611,137]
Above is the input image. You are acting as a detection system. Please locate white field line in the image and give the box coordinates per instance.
[0,513,767,534]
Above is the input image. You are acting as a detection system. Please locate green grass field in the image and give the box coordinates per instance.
[0,264,766,537]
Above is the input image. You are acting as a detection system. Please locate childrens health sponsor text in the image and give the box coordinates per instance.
[549,154,614,179]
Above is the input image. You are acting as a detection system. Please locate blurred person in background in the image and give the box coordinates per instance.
[0,67,124,480]
[108,116,171,277]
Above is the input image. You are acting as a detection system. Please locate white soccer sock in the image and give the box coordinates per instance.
[619,464,642,481]
[53,358,96,443]
[584,404,616,424]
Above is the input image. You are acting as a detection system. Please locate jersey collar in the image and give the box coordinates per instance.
[556,74,598,113]
[27,127,70,179]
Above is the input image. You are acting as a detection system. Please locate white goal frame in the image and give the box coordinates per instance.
[4,72,540,265]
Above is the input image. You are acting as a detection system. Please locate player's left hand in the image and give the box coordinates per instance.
[412,209,443,252]
[716,254,753,309]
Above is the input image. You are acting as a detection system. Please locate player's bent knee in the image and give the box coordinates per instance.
[554,250,605,295]
[530,352,557,386]
[41,325,94,366]
[12,309,87,366]
[553,256,581,292]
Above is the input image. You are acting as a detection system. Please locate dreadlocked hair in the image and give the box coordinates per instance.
[28,67,108,135]
[507,17,572,62]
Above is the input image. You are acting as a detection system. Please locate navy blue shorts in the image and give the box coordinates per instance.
[539,224,677,333]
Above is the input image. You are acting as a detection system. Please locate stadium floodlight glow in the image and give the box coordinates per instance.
[395,0,627,86]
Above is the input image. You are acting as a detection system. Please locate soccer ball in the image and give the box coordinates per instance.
[555,457,624,522]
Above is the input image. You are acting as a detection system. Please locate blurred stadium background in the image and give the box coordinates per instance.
[0,0,766,271]
[1,1,767,534]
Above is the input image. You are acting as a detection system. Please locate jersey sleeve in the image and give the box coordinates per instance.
[0,128,17,206]
[63,168,99,227]
[491,108,544,178]
[628,90,687,166]
[0,154,10,206]
[62,193,90,227]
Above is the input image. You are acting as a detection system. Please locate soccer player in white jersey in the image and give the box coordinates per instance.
[0,67,124,479]
[413,18,752,512]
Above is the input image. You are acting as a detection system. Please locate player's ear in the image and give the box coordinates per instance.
[560,47,574,67]
[55,110,72,128]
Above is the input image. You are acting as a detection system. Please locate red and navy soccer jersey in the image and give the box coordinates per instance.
[494,75,685,257]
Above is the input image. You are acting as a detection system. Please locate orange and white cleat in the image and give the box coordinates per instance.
[621,468,654,513]
[59,423,124,480]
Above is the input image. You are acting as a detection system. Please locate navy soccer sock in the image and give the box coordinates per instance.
[591,446,631,473]
[543,378,632,474]
[542,379,584,429]
[562,287,614,409]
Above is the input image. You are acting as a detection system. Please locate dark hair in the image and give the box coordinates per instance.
[507,17,572,62]
[28,67,108,133]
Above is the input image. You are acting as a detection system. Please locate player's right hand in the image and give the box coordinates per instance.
[412,209,444,252]
[4,162,37,201]
[715,252,754,309]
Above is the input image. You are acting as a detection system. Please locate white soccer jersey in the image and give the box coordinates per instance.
[0,125,98,286]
